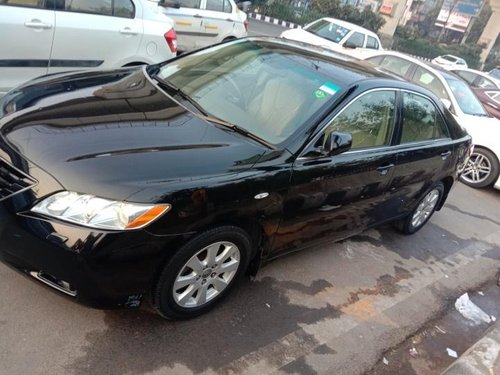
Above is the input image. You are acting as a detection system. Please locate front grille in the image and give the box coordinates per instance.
[0,157,37,201]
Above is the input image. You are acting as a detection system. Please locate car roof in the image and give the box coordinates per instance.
[250,37,401,85]
[449,67,500,83]
[320,17,379,38]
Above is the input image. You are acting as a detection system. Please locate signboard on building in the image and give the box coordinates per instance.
[435,0,481,32]
[379,2,395,15]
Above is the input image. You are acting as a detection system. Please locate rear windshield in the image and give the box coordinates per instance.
[305,19,351,44]
[156,40,346,144]
[441,55,458,62]
[445,77,488,116]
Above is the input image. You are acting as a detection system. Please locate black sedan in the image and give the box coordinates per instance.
[0,38,471,319]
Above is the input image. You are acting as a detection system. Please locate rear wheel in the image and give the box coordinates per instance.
[396,182,444,235]
[460,147,499,188]
[153,226,252,319]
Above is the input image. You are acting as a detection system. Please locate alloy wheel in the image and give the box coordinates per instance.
[173,241,240,308]
[411,189,440,229]
[461,152,492,185]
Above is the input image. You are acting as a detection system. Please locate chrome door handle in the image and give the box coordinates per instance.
[119,27,138,35]
[226,18,235,21]
[441,151,451,160]
[25,20,52,29]
[376,163,395,176]
[193,14,203,18]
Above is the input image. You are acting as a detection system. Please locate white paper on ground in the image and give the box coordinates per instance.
[455,293,492,324]
[446,348,458,358]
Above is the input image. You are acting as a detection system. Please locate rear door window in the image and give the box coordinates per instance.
[61,0,112,15]
[411,66,450,101]
[205,0,231,12]
[401,92,449,143]
[0,0,44,7]
[346,32,365,48]
[366,36,379,50]
[379,56,413,77]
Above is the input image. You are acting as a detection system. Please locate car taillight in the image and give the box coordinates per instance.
[164,29,177,53]
[244,19,249,32]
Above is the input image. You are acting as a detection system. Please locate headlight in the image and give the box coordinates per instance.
[31,191,171,230]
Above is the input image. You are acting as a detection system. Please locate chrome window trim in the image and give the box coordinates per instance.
[297,87,451,161]
[297,87,398,160]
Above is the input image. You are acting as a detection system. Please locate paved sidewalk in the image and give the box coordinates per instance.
[442,322,500,375]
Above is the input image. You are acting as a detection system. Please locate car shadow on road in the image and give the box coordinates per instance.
[68,276,341,375]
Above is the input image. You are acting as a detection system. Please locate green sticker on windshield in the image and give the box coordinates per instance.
[319,82,341,95]
[314,82,341,99]
[314,89,327,99]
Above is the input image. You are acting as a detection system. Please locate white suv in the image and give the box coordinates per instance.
[152,0,248,52]
[0,0,177,96]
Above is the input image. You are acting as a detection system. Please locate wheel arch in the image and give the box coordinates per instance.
[437,176,454,210]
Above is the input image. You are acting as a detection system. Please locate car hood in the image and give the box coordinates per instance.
[0,68,268,202]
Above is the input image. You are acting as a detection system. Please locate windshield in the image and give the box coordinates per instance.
[445,77,488,116]
[155,40,345,144]
[441,55,458,62]
[489,68,500,80]
[305,19,351,44]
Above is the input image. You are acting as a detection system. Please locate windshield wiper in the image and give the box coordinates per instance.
[151,74,274,149]
[152,74,211,117]
[200,115,275,149]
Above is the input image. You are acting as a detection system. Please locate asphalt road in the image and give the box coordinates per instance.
[1,20,500,375]
[248,18,287,37]
[2,182,500,375]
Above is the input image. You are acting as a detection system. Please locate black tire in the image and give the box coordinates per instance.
[153,226,252,319]
[396,182,444,235]
[460,147,500,189]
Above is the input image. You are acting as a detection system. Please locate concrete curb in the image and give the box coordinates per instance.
[441,322,500,375]
[248,12,302,29]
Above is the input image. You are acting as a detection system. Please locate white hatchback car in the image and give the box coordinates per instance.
[152,0,248,52]
[0,0,177,96]
[281,17,383,59]
[431,55,468,69]
[364,51,500,190]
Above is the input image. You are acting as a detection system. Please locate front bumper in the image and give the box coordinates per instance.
[0,199,185,309]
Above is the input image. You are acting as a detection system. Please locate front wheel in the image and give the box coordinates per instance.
[396,182,444,235]
[153,226,252,319]
[460,147,500,188]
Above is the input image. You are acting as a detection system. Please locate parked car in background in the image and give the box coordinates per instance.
[0,0,177,97]
[449,68,500,89]
[280,17,383,59]
[473,89,500,120]
[431,55,468,69]
[152,0,248,52]
[489,68,500,80]
[364,51,500,190]
[0,38,471,319]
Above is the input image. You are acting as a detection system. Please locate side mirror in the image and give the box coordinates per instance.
[441,98,452,110]
[159,0,181,8]
[323,131,352,156]
[343,41,357,49]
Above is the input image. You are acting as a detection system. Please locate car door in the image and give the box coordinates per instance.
[388,90,453,216]
[271,89,400,256]
[163,0,204,51]
[200,0,234,44]
[48,0,142,74]
[0,0,55,95]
